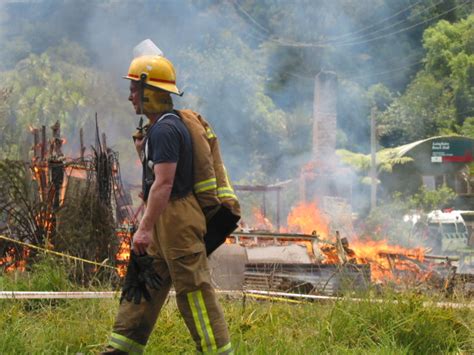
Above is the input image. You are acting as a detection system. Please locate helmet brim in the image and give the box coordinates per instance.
[123,75,181,95]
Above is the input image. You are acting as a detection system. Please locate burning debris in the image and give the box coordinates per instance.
[209,197,472,297]
[0,118,135,280]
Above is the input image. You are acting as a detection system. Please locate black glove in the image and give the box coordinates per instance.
[135,254,163,290]
[120,253,153,304]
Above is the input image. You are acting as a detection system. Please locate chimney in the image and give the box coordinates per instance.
[313,71,337,169]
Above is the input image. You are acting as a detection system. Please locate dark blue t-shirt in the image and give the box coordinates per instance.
[142,112,193,201]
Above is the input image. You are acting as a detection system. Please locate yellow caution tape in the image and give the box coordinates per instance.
[0,234,118,270]
[244,292,305,304]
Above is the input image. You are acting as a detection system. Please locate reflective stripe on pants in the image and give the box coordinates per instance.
[197,342,234,355]
[108,332,145,354]
[187,289,217,353]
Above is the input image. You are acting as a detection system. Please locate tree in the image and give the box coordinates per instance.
[0,41,132,163]
[378,73,456,146]
[407,185,457,212]
[378,15,474,146]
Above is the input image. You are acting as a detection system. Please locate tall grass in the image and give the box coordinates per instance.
[0,255,118,291]
[0,295,472,353]
[0,258,472,354]
[0,256,73,291]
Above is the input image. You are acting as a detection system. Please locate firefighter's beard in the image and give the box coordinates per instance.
[141,88,173,115]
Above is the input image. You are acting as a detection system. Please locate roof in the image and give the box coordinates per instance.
[381,135,474,158]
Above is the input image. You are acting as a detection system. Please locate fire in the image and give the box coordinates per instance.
[34,212,55,235]
[287,202,329,238]
[116,240,130,277]
[350,238,426,282]
[115,222,134,277]
[302,161,316,174]
[243,198,439,287]
[351,239,425,264]
[0,247,29,272]
[297,240,316,261]
[251,207,274,231]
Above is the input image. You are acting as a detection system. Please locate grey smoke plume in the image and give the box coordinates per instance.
[0,0,444,217]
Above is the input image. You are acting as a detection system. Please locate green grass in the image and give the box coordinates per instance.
[0,258,473,354]
[0,294,472,354]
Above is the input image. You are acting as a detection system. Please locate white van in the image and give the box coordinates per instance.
[427,210,469,253]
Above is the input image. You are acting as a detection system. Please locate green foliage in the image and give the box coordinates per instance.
[378,73,456,146]
[359,184,457,243]
[0,2,472,200]
[178,30,288,177]
[366,83,394,111]
[407,184,457,212]
[0,41,131,161]
[336,148,413,183]
[359,194,413,244]
[379,15,474,146]
[0,2,472,180]
[461,116,474,138]
[338,149,371,173]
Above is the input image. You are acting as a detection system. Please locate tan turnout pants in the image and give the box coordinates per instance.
[107,194,232,354]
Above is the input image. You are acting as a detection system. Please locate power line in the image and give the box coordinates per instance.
[228,2,468,83]
[324,0,426,42]
[231,0,271,34]
[330,0,446,45]
[346,60,424,80]
[230,0,429,45]
[231,0,470,48]
[334,1,470,47]
[264,57,425,84]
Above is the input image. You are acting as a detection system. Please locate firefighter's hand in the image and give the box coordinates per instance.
[134,136,145,157]
[132,228,152,255]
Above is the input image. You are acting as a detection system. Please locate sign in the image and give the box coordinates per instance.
[431,140,473,163]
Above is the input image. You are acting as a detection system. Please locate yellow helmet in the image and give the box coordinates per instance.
[123,55,181,95]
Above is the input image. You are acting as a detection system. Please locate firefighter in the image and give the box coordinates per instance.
[103,42,234,354]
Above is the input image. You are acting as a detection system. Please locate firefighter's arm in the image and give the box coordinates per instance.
[132,162,176,254]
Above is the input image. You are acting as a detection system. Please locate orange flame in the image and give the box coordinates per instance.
[286,202,329,238]
[0,247,29,272]
[350,239,426,282]
[251,207,274,231]
[242,198,437,286]
[115,222,133,277]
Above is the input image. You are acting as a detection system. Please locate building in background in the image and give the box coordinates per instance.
[378,135,474,209]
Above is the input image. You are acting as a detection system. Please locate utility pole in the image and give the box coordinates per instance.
[370,107,377,211]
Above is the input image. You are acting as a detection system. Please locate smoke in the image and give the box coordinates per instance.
[0,0,435,216]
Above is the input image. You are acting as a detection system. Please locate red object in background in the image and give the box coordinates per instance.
[442,150,473,163]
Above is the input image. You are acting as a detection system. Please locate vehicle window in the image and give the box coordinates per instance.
[441,223,456,233]
[428,223,439,233]
[456,223,466,233]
